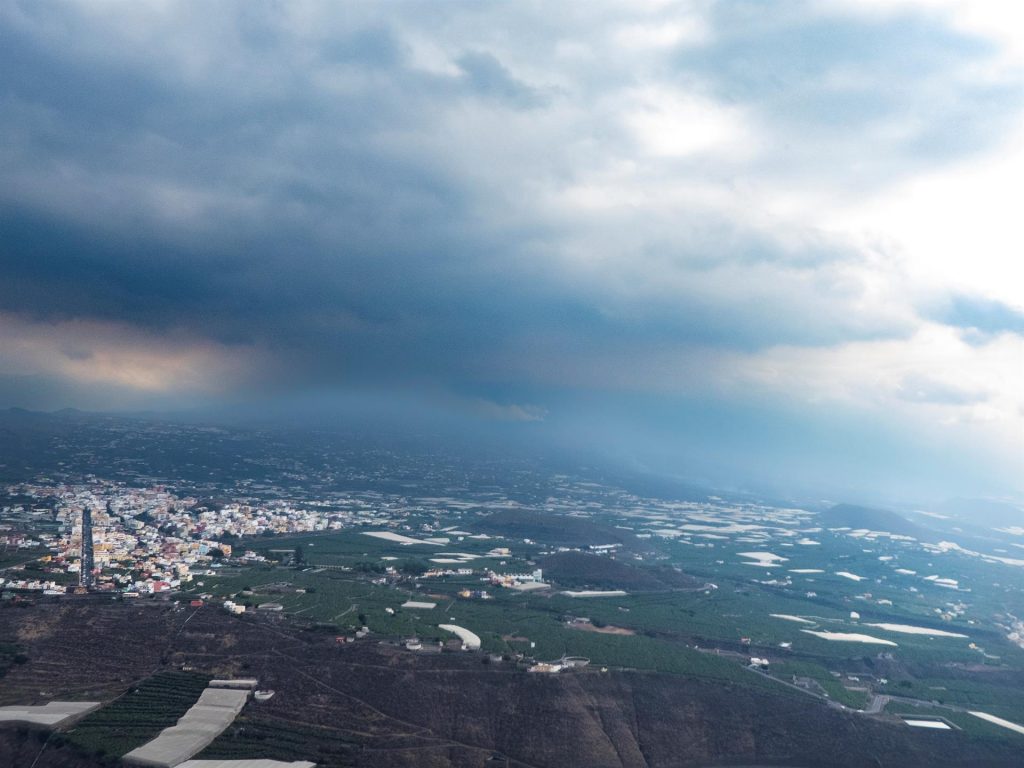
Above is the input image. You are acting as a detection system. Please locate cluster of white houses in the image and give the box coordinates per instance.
[2,480,422,594]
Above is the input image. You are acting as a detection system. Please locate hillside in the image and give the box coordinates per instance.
[819,503,926,538]
[4,601,1022,767]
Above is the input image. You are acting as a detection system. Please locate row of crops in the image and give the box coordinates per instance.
[63,670,211,759]
[199,715,357,764]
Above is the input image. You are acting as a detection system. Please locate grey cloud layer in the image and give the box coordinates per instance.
[0,0,1018,398]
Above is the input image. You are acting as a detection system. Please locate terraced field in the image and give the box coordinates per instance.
[198,716,358,765]
[64,671,211,759]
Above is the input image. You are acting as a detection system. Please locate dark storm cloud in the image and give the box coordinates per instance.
[0,0,921,393]
[0,4,1004,339]
[0,197,912,396]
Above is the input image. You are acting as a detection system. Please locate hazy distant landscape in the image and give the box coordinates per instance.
[1,409,1023,766]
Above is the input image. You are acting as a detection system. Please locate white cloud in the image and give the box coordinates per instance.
[721,324,1024,477]
[613,17,709,50]
[624,85,753,159]
[824,131,1024,312]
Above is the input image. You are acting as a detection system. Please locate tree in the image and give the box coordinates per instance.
[209,548,225,560]
[400,559,428,576]
[355,561,385,574]
[293,544,306,565]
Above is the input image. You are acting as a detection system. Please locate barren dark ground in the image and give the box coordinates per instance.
[2,600,1022,767]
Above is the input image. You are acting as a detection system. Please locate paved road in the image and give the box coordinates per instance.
[865,694,890,714]
[740,662,973,720]
[742,664,850,710]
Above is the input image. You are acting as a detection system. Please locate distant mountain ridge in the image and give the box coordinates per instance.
[818,503,925,537]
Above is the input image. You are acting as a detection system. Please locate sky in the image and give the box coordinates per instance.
[0,0,1022,502]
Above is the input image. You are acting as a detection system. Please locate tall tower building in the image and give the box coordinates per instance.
[80,507,95,589]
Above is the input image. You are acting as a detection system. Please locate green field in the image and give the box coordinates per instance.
[168,522,1024,740]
